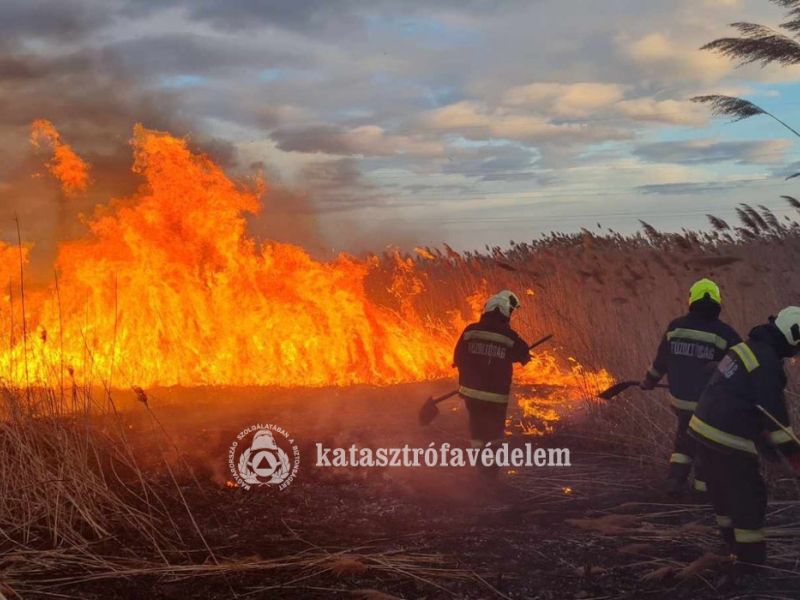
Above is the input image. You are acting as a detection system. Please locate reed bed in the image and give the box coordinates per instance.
[376,201,800,459]
[3,202,800,596]
[0,383,492,598]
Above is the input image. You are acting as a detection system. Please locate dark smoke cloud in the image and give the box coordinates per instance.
[0,3,253,277]
[0,0,111,41]
[0,44,186,276]
[106,33,309,78]
[124,0,523,33]
[0,0,400,271]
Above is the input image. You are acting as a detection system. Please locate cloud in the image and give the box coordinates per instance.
[503,82,626,118]
[271,124,444,157]
[3,0,800,255]
[637,179,761,195]
[621,32,732,84]
[108,33,308,78]
[133,0,519,33]
[295,157,383,209]
[616,97,707,126]
[773,160,800,179]
[440,143,543,182]
[422,101,628,144]
[0,0,111,41]
[703,0,741,7]
[634,139,790,165]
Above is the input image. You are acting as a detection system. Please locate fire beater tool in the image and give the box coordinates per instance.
[601,361,720,400]
[598,380,668,400]
[418,334,554,426]
[756,402,800,449]
[755,403,800,494]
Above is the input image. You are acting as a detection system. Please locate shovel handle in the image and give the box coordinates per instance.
[528,334,553,350]
[431,390,460,404]
[756,404,800,449]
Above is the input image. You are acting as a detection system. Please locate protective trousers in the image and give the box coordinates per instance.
[696,444,767,564]
[464,397,507,480]
[669,409,706,493]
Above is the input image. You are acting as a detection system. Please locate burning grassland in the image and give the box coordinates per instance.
[1,121,609,413]
[3,382,800,599]
[4,120,800,598]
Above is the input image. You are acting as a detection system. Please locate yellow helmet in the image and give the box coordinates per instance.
[689,278,721,306]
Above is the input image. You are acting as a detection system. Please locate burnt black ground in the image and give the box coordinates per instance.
[21,383,800,599]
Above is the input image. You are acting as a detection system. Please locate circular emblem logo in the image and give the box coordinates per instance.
[228,424,300,490]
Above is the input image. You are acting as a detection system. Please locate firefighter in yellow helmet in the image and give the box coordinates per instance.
[641,279,741,496]
[453,290,531,479]
[690,307,800,567]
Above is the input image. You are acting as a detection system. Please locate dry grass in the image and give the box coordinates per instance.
[0,383,192,594]
[0,385,172,548]
[0,385,493,596]
[4,203,800,596]
[379,202,800,459]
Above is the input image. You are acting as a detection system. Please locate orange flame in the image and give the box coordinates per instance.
[515,353,613,435]
[414,247,436,260]
[30,120,90,196]
[3,122,610,410]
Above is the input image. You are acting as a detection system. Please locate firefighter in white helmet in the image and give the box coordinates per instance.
[690,307,800,568]
[453,290,531,479]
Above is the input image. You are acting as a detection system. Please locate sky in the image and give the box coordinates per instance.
[4,0,800,262]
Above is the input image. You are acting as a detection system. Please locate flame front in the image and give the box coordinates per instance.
[515,355,614,435]
[2,122,610,404]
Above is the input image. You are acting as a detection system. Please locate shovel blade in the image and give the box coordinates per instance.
[418,397,440,426]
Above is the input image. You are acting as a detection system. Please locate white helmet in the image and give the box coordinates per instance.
[775,306,800,346]
[483,290,521,318]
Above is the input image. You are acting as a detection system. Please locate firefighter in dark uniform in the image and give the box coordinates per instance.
[689,307,800,566]
[453,290,530,478]
[641,279,741,495]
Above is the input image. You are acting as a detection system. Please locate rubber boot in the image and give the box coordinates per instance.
[665,462,690,497]
[720,527,735,554]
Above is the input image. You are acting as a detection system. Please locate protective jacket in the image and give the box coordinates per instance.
[453,310,530,404]
[646,303,741,411]
[689,324,798,458]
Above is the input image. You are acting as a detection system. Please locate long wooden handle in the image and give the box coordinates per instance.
[431,390,460,404]
[598,380,668,400]
[756,404,800,448]
[528,334,553,350]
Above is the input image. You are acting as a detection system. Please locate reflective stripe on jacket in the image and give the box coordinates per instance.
[647,312,740,410]
[454,311,530,404]
[689,324,798,458]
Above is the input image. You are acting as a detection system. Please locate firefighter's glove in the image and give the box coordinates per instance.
[639,376,656,391]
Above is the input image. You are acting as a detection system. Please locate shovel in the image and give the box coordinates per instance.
[418,333,554,426]
[598,380,668,400]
